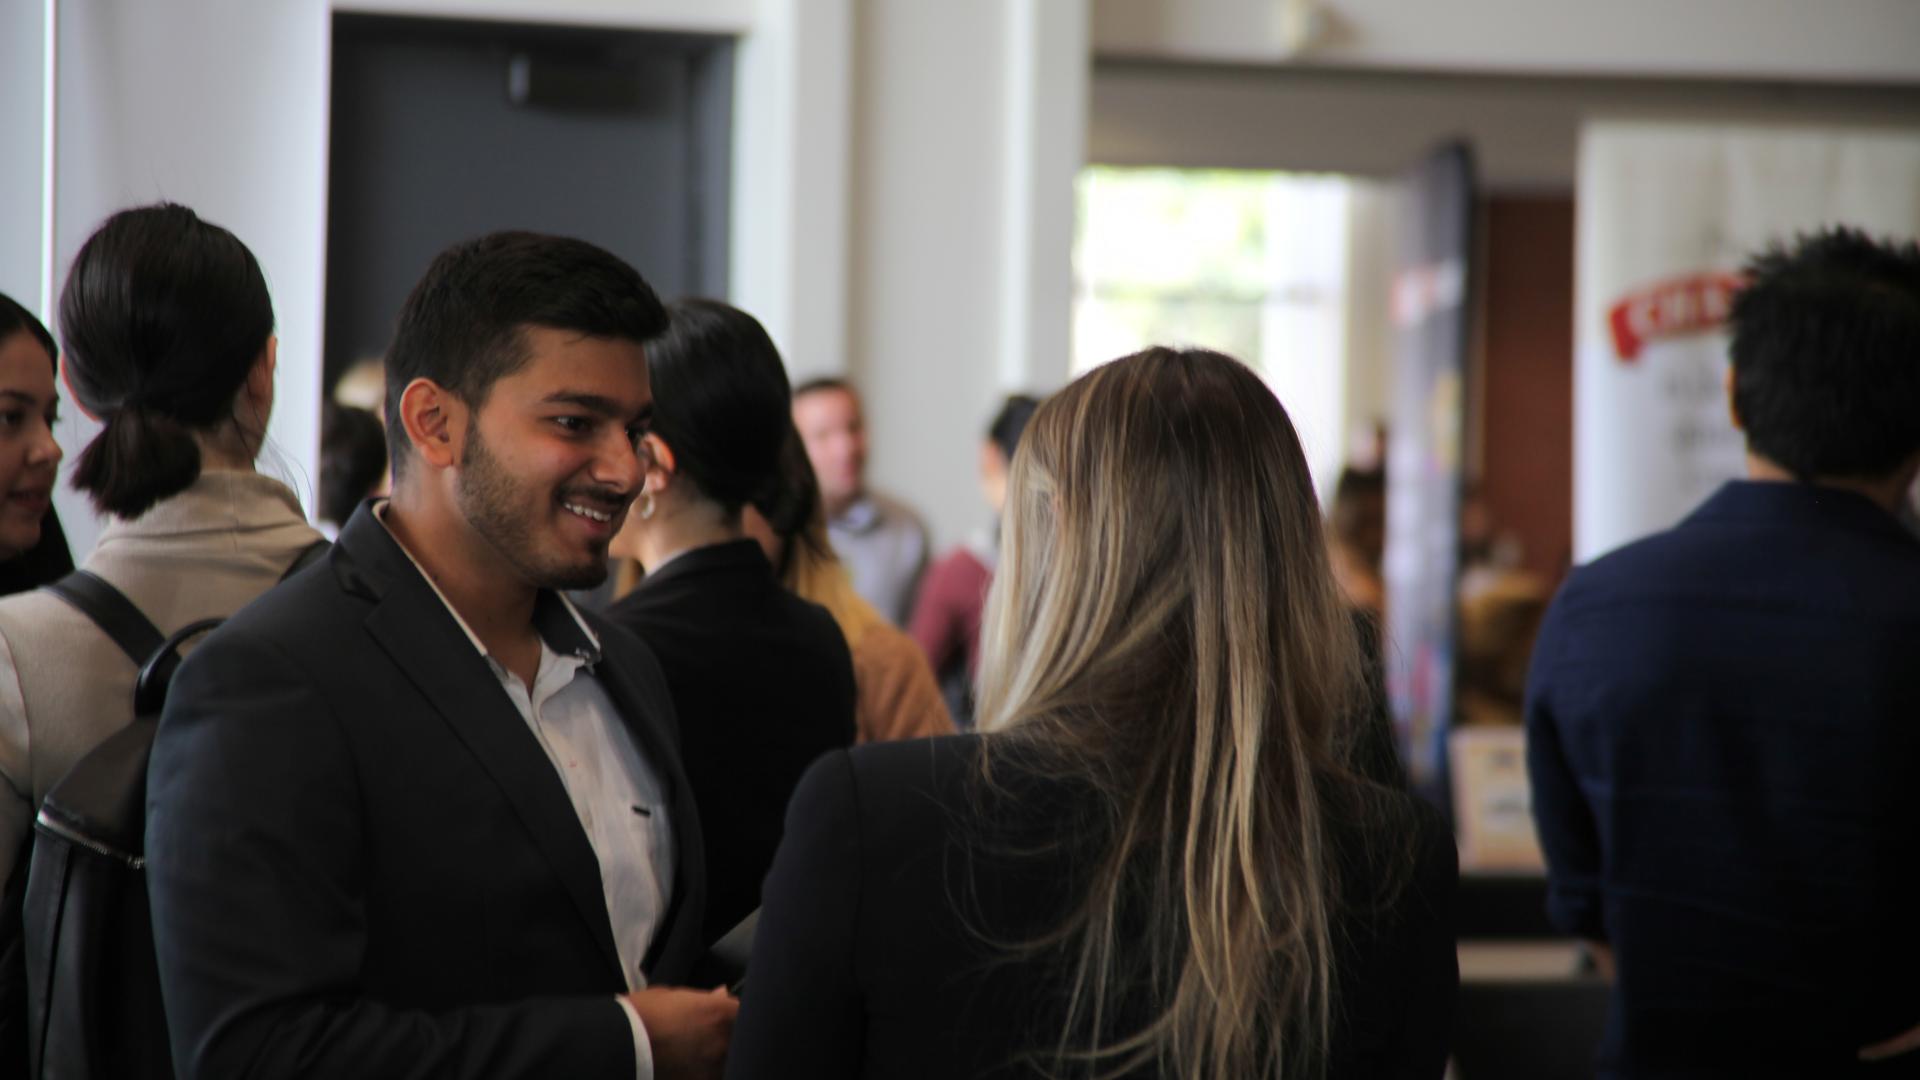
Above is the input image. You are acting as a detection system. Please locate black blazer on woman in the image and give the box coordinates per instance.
[728,734,1459,1080]
[607,540,857,939]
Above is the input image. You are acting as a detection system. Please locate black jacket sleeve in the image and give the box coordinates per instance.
[723,750,866,1079]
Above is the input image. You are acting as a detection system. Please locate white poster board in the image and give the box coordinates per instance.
[1573,122,1920,562]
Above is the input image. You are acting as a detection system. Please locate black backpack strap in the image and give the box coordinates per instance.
[43,572,164,668]
[281,538,330,581]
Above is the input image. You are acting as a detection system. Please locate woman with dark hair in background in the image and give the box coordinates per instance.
[729,348,1457,1080]
[0,293,69,597]
[604,298,856,941]
[317,401,387,539]
[0,204,323,898]
[908,393,1040,729]
[748,424,953,744]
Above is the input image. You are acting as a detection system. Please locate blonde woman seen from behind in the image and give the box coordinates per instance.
[727,348,1457,1080]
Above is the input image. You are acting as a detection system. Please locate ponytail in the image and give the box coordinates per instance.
[70,406,204,520]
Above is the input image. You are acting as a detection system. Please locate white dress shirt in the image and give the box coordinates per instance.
[379,507,673,1078]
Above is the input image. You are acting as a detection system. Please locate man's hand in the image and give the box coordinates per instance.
[627,985,738,1080]
[1582,940,1616,983]
[1861,1020,1920,1063]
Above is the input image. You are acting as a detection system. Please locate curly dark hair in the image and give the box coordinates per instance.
[1729,227,1920,480]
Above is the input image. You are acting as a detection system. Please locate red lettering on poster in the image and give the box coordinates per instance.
[1608,271,1746,362]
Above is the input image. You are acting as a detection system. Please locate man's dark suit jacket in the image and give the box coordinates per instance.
[606,540,855,939]
[146,504,705,1080]
[1526,481,1920,1078]
[727,734,1459,1079]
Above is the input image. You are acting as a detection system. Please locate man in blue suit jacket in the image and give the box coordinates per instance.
[1526,228,1920,1078]
[147,233,736,1079]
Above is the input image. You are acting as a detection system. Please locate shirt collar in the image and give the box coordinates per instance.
[834,494,880,534]
[372,500,603,666]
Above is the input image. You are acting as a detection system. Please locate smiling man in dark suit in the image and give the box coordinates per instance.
[146,232,735,1079]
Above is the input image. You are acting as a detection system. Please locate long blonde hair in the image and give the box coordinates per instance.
[975,347,1370,1080]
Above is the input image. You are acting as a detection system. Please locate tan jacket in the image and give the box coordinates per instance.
[852,621,954,744]
[0,471,322,887]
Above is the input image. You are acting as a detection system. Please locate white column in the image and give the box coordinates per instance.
[851,0,1092,551]
[998,0,1089,394]
[730,0,855,380]
[0,1,52,316]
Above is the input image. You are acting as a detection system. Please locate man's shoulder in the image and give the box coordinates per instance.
[1560,500,1920,610]
[866,491,928,540]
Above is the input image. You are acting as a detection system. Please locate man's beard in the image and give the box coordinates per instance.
[457,425,611,591]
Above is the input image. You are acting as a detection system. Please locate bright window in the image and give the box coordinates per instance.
[1072,166,1352,496]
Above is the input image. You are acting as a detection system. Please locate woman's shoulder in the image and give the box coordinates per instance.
[0,576,132,672]
[769,586,854,662]
[838,732,985,798]
[789,735,987,842]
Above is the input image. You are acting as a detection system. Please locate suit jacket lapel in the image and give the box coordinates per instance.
[339,512,626,983]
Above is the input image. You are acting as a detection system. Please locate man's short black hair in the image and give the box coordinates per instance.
[1730,227,1920,481]
[792,376,856,402]
[383,231,667,476]
[986,394,1040,461]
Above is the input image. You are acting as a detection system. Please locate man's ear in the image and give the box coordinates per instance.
[1724,363,1744,433]
[398,377,468,471]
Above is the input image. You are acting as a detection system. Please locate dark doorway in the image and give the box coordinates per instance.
[325,13,732,388]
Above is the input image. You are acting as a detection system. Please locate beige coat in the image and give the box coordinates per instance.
[0,471,322,887]
[852,621,954,744]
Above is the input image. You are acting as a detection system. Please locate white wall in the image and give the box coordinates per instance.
[0,2,49,316]
[728,0,853,380]
[848,0,1090,552]
[1340,179,1395,458]
[1094,0,1920,84]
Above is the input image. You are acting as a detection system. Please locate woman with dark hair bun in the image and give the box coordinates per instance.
[0,204,323,897]
[604,298,857,941]
[0,292,69,596]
